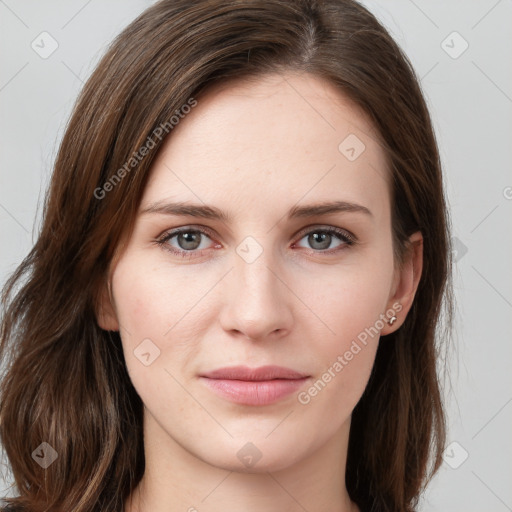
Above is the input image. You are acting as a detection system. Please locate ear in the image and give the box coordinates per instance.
[381,231,423,335]
[95,279,120,331]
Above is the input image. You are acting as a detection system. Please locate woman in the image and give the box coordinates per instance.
[0,0,453,511]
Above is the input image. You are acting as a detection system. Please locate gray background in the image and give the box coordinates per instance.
[1,1,511,510]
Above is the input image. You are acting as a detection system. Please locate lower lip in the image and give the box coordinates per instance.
[200,377,309,406]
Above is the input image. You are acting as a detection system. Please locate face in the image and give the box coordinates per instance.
[100,71,411,473]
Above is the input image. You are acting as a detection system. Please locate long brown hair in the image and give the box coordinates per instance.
[0,1,453,511]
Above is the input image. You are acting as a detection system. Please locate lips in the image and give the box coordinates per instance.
[199,365,310,406]
[200,365,309,381]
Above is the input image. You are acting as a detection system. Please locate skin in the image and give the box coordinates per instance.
[97,71,423,512]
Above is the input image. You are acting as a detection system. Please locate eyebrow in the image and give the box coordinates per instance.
[140,200,372,222]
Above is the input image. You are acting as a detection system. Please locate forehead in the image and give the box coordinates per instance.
[143,71,390,221]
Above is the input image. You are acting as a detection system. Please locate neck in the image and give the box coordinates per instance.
[125,408,359,512]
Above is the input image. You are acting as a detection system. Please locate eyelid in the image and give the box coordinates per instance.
[293,224,357,244]
[156,224,217,242]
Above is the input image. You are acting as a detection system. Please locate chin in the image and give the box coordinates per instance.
[210,454,297,474]
[195,435,309,474]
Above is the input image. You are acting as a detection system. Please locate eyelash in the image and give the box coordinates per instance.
[154,225,357,259]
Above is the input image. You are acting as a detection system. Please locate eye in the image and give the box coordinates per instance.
[293,226,356,253]
[155,225,357,259]
[155,227,218,258]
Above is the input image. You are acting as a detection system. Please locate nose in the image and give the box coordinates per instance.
[218,245,294,341]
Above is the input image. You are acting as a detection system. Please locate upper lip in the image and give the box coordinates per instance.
[200,365,309,381]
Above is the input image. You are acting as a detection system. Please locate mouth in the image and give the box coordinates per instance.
[199,365,311,406]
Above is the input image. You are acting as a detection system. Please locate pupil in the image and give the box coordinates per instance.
[309,232,331,250]
[179,232,200,250]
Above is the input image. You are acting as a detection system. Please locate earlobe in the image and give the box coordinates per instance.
[95,280,120,331]
[381,231,423,335]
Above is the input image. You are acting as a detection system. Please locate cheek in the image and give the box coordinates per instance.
[110,255,189,380]
[111,253,206,341]
[110,253,221,398]
[302,258,393,353]
[111,267,163,342]
[297,253,393,408]
[296,279,385,431]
